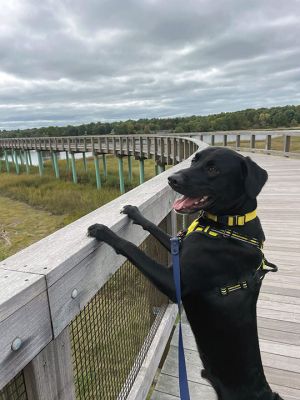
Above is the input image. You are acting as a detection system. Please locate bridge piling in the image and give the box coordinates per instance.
[19,151,24,166]
[28,150,32,166]
[157,163,165,174]
[13,150,20,174]
[52,152,60,179]
[37,151,44,176]
[65,151,70,173]
[93,153,101,190]
[118,156,125,194]
[70,153,77,184]
[4,150,10,173]
[102,154,107,179]
[139,158,145,184]
[82,152,87,173]
[24,151,30,174]
[127,155,132,182]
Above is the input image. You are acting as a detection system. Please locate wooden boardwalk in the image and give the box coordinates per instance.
[151,153,300,400]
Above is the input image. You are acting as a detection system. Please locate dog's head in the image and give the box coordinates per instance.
[169,147,268,215]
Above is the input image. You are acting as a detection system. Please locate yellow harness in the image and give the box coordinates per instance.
[178,214,278,296]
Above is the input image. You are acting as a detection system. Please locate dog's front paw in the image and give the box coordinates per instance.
[87,224,111,241]
[121,205,143,224]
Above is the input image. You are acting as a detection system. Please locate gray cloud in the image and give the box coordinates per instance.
[0,0,300,129]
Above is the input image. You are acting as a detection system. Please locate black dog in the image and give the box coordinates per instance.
[88,147,283,400]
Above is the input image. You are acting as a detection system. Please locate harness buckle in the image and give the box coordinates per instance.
[222,229,233,238]
[220,287,229,296]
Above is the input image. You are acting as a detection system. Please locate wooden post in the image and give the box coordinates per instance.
[70,153,77,184]
[25,151,30,174]
[172,137,176,165]
[128,155,132,182]
[13,150,20,174]
[250,134,255,151]
[266,135,272,154]
[118,156,125,194]
[284,135,291,155]
[23,327,76,400]
[82,152,87,172]
[93,153,101,190]
[4,150,10,173]
[52,152,60,179]
[223,135,227,147]
[236,134,241,149]
[139,158,145,184]
[102,154,107,179]
[211,135,215,146]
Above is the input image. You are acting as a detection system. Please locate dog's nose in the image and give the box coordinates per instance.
[168,173,185,186]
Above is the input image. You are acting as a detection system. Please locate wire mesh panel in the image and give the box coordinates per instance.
[70,219,170,400]
[0,372,28,400]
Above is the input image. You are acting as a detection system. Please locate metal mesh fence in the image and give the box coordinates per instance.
[69,218,170,400]
[0,372,28,400]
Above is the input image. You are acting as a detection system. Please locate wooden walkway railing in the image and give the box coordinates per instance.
[0,132,299,400]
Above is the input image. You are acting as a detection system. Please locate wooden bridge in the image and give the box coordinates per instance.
[0,132,299,400]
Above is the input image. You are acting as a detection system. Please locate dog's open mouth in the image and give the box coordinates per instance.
[173,195,211,214]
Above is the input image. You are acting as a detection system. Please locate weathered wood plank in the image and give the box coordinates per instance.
[0,269,46,322]
[0,291,52,390]
[151,392,179,400]
[154,373,217,400]
[23,327,75,400]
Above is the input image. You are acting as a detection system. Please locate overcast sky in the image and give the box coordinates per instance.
[0,0,300,130]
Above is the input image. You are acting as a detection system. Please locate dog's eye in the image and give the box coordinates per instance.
[206,165,219,175]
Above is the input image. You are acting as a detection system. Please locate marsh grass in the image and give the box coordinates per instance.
[0,195,66,260]
[0,155,158,260]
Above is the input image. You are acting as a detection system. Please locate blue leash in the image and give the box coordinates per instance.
[171,237,191,400]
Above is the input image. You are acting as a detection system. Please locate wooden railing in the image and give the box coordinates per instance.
[0,135,198,164]
[188,130,300,158]
[0,136,206,400]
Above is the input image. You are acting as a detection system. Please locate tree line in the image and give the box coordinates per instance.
[1,105,299,138]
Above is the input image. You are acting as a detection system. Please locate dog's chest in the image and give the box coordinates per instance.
[179,233,258,294]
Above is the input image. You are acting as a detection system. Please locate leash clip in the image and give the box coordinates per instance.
[170,237,180,256]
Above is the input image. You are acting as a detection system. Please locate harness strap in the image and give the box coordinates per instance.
[220,257,278,296]
[185,218,263,249]
[179,216,278,298]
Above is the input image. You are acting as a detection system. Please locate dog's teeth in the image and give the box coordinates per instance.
[194,201,199,205]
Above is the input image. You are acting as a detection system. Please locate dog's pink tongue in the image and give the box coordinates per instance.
[173,196,198,211]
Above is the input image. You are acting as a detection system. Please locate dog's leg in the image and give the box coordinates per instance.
[121,205,172,251]
[88,223,176,301]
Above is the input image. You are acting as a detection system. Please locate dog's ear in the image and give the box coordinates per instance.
[242,156,268,198]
